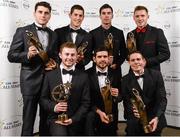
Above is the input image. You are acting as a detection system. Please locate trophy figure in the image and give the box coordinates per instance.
[26,30,49,63]
[101,77,113,122]
[104,33,114,68]
[130,88,152,133]
[126,32,137,54]
[51,81,72,122]
[77,41,88,62]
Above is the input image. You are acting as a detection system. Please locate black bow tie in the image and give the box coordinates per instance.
[97,71,107,76]
[36,26,48,31]
[135,74,144,79]
[62,69,74,75]
[70,28,80,33]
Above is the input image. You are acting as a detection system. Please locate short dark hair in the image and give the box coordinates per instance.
[59,42,77,53]
[127,50,144,61]
[134,5,148,14]
[99,4,113,14]
[94,46,109,57]
[70,4,84,15]
[35,1,51,12]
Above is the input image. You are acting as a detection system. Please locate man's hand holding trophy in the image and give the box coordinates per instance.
[51,81,72,125]
[26,30,57,70]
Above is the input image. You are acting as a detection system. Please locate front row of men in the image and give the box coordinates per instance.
[39,42,167,136]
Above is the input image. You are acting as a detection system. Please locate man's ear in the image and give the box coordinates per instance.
[93,56,96,63]
[59,53,62,59]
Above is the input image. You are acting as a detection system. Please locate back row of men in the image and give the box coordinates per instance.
[7,1,170,136]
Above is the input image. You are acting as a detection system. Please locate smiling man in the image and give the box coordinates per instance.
[55,4,92,70]
[40,42,90,136]
[121,51,167,136]
[85,46,121,135]
[127,5,170,71]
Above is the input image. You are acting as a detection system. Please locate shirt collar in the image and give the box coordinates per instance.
[60,63,75,71]
[96,66,108,74]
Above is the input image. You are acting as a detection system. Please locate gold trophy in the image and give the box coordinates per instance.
[104,33,113,56]
[77,41,88,62]
[26,30,49,63]
[101,77,113,122]
[130,88,152,133]
[51,81,72,122]
[126,32,137,54]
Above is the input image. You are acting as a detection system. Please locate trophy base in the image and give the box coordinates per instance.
[57,113,68,122]
[144,124,153,133]
[39,51,49,63]
[107,114,113,122]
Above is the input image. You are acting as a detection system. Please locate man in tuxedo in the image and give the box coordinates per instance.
[121,51,167,135]
[85,47,121,135]
[127,5,170,71]
[90,4,127,76]
[40,42,90,136]
[7,1,58,136]
[55,4,92,70]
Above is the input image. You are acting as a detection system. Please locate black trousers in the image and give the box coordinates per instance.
[21,95,49,136]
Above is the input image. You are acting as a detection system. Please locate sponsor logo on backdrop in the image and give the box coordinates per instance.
[115,9,133,17]
[22,0,30,9]
[85,8,99,17]
[166,109,180,117]
[155,5,180,14]
[163,71,180,83]
[0,116,21,132]
[16,18,30,28]
[0,38,11,49]
[168,39,180,48]
[52,9,60,16]
[17,97,23,107]
[63,6,70,15]
[0,77,20,89]
[0,0,19,9]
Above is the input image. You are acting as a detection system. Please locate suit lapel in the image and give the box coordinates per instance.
[91,69,101,93]
[75,29,84,47]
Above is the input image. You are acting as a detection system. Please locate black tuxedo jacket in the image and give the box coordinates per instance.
[127,24,170,70]
[55,25,92,69]
[40,68,90,123]
[8,23,58,95]
[121,68,167,131]
[86,66,121,123]
[90,26,127,71]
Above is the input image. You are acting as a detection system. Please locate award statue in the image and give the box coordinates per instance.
[104,33,113,56]
[26,30,49,63]
[51,81,72,122]
[101,77,113,122]
[130,88,152,133]
[126,32,137,54]
[77,41,88,57]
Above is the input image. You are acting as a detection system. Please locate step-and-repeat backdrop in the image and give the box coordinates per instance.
[0,0,180,135]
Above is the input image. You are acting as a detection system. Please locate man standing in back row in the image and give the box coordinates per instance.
[55,4,92,70]
[7,1,58,136]
[90,4,127,76]
[127,5,170,71]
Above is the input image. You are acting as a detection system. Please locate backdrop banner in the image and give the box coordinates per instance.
[0,0,179,135]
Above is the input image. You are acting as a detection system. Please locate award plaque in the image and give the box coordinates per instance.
[101,77,113,122]
[26,30,49,63]
[130,88,152,133]
[51,81,72,122]
[126,32,137,54]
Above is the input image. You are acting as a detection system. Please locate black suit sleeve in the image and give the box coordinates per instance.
[40,74,56,113]
[155,71,167,118]
[71,74,90,123]
[146,29,170,67]
[7,28,29,63]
